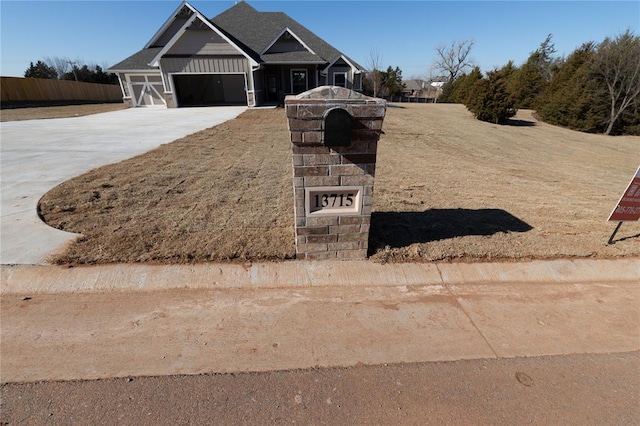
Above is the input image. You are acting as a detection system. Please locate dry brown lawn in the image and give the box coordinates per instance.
[36,103,640,264]
[0,103,125,122]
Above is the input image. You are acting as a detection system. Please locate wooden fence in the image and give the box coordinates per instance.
[1,76,122,106]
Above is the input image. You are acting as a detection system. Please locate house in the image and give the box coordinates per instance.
[107,1,365,108]
[402,78,446,100]
[403,79,428,98]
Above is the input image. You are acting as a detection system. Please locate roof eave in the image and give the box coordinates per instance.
[321,55,364,75]
[148,13,199,67]
[144,1,196,49]
[106,68,160,73]
[148,2,259,68]
[260,27,317,55]
[263,61,327,65]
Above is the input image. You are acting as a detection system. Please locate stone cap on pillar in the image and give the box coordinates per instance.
[285,86,386,118]
[286,86,386,146]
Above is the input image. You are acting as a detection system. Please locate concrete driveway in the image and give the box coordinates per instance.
[1,106,246,265]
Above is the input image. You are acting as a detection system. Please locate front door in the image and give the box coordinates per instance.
[266,75,278,102]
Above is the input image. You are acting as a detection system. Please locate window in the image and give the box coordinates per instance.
[291,69,307,93]
[333,72,347,87]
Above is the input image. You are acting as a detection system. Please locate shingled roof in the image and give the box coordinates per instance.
[210,2,363,68]
[109,1,363,72]
[108,47,162,71]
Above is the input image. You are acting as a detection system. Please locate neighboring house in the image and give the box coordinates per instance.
[428,80,446,100]
[403,79,446,99]
[403,79,428,98]
[107,1,365,108]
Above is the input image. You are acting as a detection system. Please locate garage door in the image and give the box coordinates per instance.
[173,74,247,107]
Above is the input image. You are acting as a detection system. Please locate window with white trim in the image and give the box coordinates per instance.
[333,72,347,87]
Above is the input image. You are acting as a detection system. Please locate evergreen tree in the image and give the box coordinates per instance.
[465,63,517,124]
[62,64,118,84]
[24,57,118,85]
[381,66,405,97]
[24,61,58,79]
[535,31,639,135]
[508,34,560,109]
[536,43,607,133]
[509,61,545,109]
[439,66,483,104]
[615,98,640,135]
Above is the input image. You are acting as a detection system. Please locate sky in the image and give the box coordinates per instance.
[1,0,638,79]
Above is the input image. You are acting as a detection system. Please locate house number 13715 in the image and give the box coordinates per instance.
[306,186,362,216]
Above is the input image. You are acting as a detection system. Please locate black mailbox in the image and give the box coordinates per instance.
[323,108,352,147]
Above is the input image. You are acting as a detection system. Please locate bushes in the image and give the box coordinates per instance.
[508,34,559,109]
[535,33,640,136]
[465,63,517,124]
[535,43,606,133]
[439,66,483,104]
[441,31,640,134]
[439,64,519,126]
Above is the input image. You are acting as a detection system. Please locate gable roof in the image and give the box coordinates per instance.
[145,2,196,49]
[108,1,364,72]
[261,27,316,56]
[322,55,363,75]
[147,4,258,68]
[211,2,363,69]
[404,79,426,91]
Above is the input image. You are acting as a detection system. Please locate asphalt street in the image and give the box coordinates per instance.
[2,351,638,424]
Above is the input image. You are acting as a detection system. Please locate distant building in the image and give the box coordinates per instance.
[403,78,446,100]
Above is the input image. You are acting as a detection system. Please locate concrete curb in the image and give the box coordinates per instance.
[2,257,639,295]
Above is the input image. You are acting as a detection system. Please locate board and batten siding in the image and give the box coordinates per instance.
[168,29,240,56]
[161,56,249,75]
[151,17,190,48]
[160,56,252,92]
[327,66,350,85]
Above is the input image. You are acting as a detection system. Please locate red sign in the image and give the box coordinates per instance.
[608,166,640,222]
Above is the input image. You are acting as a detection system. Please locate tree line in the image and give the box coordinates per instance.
[23,56,118,85]
[436,31,639,136]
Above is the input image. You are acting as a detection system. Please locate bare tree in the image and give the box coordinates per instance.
[433,39,475,83]
[593,29,640,135]
[43,56,72,80]
[43,56,87,80]
[367,47,383,97]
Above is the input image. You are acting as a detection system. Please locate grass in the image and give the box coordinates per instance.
[36,103,640,264]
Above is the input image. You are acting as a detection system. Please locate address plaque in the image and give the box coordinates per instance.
[305,186,363,216]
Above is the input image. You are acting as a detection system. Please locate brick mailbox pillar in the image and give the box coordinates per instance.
[285,86,386,260]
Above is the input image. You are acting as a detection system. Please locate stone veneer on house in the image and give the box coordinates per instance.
[285,86,386,260]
